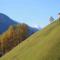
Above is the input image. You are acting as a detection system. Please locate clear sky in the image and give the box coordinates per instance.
[0,0,60,28]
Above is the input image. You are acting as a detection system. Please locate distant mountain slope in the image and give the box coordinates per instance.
[0,20,60,60]
[0,13,38,34]
[0,13,18,34]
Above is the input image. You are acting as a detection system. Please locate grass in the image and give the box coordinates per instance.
[0,20,60,60]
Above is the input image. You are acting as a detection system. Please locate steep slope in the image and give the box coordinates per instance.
[1,20,60,60]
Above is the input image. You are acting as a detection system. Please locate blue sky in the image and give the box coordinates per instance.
[0,0,60,27]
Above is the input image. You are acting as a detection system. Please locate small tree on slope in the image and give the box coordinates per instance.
[49,16,54,23]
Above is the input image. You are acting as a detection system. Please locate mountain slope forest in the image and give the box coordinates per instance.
[0,19,60,60]
[0,13,38,57]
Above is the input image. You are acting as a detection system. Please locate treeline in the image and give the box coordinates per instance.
[0,23,30,57]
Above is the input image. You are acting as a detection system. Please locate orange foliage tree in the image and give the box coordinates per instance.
[0,23,29,56]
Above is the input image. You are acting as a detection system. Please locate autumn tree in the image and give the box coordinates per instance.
[0,23,29,56]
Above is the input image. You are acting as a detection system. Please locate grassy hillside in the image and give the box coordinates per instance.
[0,20,60,60]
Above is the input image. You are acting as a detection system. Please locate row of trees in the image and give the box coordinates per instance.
[0,23,30,57]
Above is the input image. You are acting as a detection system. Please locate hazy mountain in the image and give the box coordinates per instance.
[0,13,18,34]
[0,13,38,34]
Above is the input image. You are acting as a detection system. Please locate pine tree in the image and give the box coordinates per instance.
[49,16,54,23]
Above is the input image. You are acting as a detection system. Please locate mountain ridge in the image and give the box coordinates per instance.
[0,13,39,34]
[0,13,18,34]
